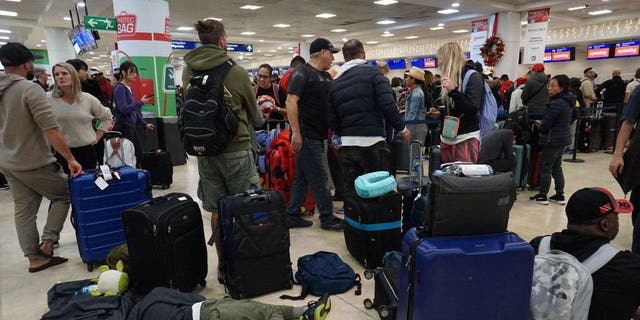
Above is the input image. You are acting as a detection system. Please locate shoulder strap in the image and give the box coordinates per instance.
[461,69,476,94]
[581,243,619,274]
[538,236,552,254]
[272,83,281,106]
[531,79,549,98]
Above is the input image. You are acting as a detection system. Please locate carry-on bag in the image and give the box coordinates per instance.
[428,145,441,177]
[219,189,293,299]
[363,266,400,320]
[141,150,173,189]
[397,140,430,235]
[69,166,151,271]
[397,228,534,320]
[122,192,207,294]
[344,191,402,268]
[427,171,516,236]
[513,144,530,190]
[42,279,134,320]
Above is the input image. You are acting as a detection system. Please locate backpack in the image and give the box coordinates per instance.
[280,251,362,300]
[461,69,498,134]
[42,279,133,320]
[253,83,282,106]
[529,236,619,320]
[180,60,239,156]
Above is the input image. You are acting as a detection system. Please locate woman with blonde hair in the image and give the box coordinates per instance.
[428,42,483,163]
[48,62,113,174]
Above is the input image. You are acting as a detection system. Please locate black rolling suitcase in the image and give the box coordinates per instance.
[428,145,441,177]
[397,141,429,235]
[363,267,400,320]
[141,150,173,189]
[219,189,293,299]
[122,193,207,294]
[344,191,402,268]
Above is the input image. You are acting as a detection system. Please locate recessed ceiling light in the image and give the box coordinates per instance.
[40,40,46,43]
[588,9,611,15]
[451,2,460,7]
[429,26,444,30]
[0,10,18,17]
[315,13,336,19]
[273,24,290,28]
[0,29,10,33]
[438,23,445,27]
[63,16,71,21]
[264,54,273,57]
[5,0,21,2]
[244,53,252,56]
[36,44,41,47]
[373,0,398,5]
[177,26,194,31]
[76,2,85,7]
[0,42,8,45]
[521,21,528,25]
[342,38,349,42]
[568,5,588,11]
[268,49,277,53]
[452,29,469,33]
[89,51,95,55]
[366,41,379,44]
[288,50,294,53]
[257,50,262,53]
[331,28,347,32]
[240,31,256,35]
[204,17,223,21]
[259,39,264,42]
[240,5,263,10]
[405,36,419,39]
[377,19,396,25]
[0,36,9,40]
[382,33,395,37]
[301,34,315,38]
[437,9,459,14]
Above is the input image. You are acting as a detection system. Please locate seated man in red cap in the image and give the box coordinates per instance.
[530,187,640,320]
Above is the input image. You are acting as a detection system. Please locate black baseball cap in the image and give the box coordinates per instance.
[0,42,43,67]
[566,187,633,224]
[310,38,340,54]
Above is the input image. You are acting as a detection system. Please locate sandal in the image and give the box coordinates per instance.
[28,256,68,273]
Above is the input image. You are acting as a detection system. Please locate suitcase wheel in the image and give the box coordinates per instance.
[87,263,93,272]
[363,298,374,309]
[378,306,391,319]
[364,269,375,280]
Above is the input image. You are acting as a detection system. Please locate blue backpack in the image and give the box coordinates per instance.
[461,69,498,134]
[280,251,362,300]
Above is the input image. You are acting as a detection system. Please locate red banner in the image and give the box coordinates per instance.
[472,19,488,32]
[528,8,550,24]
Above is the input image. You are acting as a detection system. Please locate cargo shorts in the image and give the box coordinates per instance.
[197,149,261,212]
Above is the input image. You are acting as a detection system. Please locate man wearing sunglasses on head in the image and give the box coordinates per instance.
[530,187,640,320]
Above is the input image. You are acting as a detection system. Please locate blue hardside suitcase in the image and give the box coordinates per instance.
[69,167,151,271]
[513,144,530,190]
[397,228,534,320]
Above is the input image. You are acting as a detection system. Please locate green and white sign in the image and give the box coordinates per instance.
[163,65,175,92]
[84,16,117,31]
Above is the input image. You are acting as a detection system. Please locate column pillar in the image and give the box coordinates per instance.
[113,0,176,116]
[493,12,522,80]
[44,27,76,66]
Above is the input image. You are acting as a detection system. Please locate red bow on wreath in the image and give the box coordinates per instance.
[480,36,505,67]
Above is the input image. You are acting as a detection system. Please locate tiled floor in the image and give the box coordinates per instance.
[0,151,631,319]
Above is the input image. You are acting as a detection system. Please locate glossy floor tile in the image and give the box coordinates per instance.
[0,150,631,319]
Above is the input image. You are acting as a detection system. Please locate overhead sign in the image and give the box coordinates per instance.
[543,47,574,62]
[116,11,140,41]
[410,58,424,68]
[424,56,437,68]
[523,8,551,64]
[614,40,639,58]
[470,19,488,64]
[171,40,199,50]
[587,43,611,60]
[84,15,117,31]
[386,59,406,70]
[226,43,253,53]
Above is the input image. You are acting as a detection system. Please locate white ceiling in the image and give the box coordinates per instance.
[1,0,639,69]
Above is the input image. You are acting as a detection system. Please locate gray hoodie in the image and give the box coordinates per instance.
[521,71,550,114]
[0,74,59,171]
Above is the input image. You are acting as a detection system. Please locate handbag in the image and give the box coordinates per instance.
[442,116,461,139]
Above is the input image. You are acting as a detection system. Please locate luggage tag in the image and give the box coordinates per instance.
[94,176,109,190]
[99,165,113,181]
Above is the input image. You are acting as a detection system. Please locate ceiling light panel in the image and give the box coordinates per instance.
[240,31,256,35]
[568,5,587,11]
[366,41,379,44]
[374,0,398,5]
[301,34,315,37]
[452,29,469,33]
[429,26,444,30]
[437,9,459,14]
[0,10,17,17]
[0,29,11,33]
[0,36,9,40]
[382,33,395,37]
[331,29,347,32]
[315,13,336,18]
[451,3,460,7]
[588,9,611,15]
[405,36,418,39]
[240,5,263,10]
[177,26,194,31]
[376,19,396,25]
[273,24,290,28]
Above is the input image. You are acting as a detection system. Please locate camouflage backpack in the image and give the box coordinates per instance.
[529,236,618,320]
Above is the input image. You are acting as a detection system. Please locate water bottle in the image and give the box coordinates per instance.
[74,284,98,295]
[330,130,341,149]
[411,155,421,184]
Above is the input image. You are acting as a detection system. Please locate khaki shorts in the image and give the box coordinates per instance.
[197,150,260,212]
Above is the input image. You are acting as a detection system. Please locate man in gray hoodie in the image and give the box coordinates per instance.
[0,43,82,273]
[521,63,550,119]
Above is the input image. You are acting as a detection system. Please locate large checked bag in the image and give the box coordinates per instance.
[397,228,534,320]
[219,189,293,299]
[122,193,207,294]
[69,167,151,271]
[427,172,516,236]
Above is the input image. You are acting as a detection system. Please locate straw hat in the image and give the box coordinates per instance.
[405,66,425,82]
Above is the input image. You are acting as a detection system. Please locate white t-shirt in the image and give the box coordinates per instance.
[626,78,640,94]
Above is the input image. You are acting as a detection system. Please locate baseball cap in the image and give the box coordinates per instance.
[0,42,43,67]
[529,63,544,72]
[88,67,103,76]
[566,187,634,224]
[310,38,340,54]
[516,77,527,86]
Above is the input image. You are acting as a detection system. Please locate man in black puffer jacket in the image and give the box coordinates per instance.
[327,39,410,198]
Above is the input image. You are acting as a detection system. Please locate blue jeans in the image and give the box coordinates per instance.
[286,138,334,222]
[539,146,565,196]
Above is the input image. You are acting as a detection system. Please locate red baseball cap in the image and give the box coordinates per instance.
[566,187,634,224]
[529,63,545,72]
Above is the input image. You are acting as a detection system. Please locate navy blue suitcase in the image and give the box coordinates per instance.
[69,167,151,271]
[397,228,534,320]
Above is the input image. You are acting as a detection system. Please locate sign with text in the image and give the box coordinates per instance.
[386,59,406,70]
[226,43,254,53]
[84,16,117,31]
[116,11,138,40]
[614,40,639,58]
[587,43,611,60]
[470,19,488,64]
[543,47,574,62]
[163,64,175,92]
[523,8,550,64]
[171,40,199,50]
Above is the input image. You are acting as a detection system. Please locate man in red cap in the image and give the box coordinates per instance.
[508,76,528,113]
[521,63,549,119]
[530,187,640,320]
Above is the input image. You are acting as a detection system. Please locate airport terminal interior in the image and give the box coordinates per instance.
[1,0,640,319]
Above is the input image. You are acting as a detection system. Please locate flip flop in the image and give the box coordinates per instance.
[28,256,68,273]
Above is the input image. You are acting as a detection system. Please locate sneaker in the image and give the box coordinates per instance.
[300,293,331,320]
[287,216,313,228]
[335,206,344,215]
[529,194,549,205]
[321,217,344,231]
[549,194,566,205]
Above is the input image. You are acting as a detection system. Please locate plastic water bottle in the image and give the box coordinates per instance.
[411,155,421,184]
[330,130,342,149]
[74,284,98,295]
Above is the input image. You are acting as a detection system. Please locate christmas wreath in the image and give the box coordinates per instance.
[480,35,505,67]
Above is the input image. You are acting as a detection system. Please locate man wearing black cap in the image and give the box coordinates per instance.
[530,187,640,320]
[0,43,82,273]
[285,37,343,230]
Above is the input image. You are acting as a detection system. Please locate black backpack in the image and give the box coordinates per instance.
[42,279,133,320]
[180,60,239,156]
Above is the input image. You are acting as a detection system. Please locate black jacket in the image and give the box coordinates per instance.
[327,63,405,137]
[539,90,575,147]
[522,72,549,113]
[446,64,482,134]
[531,230,640,320]
[597,76,626,104]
